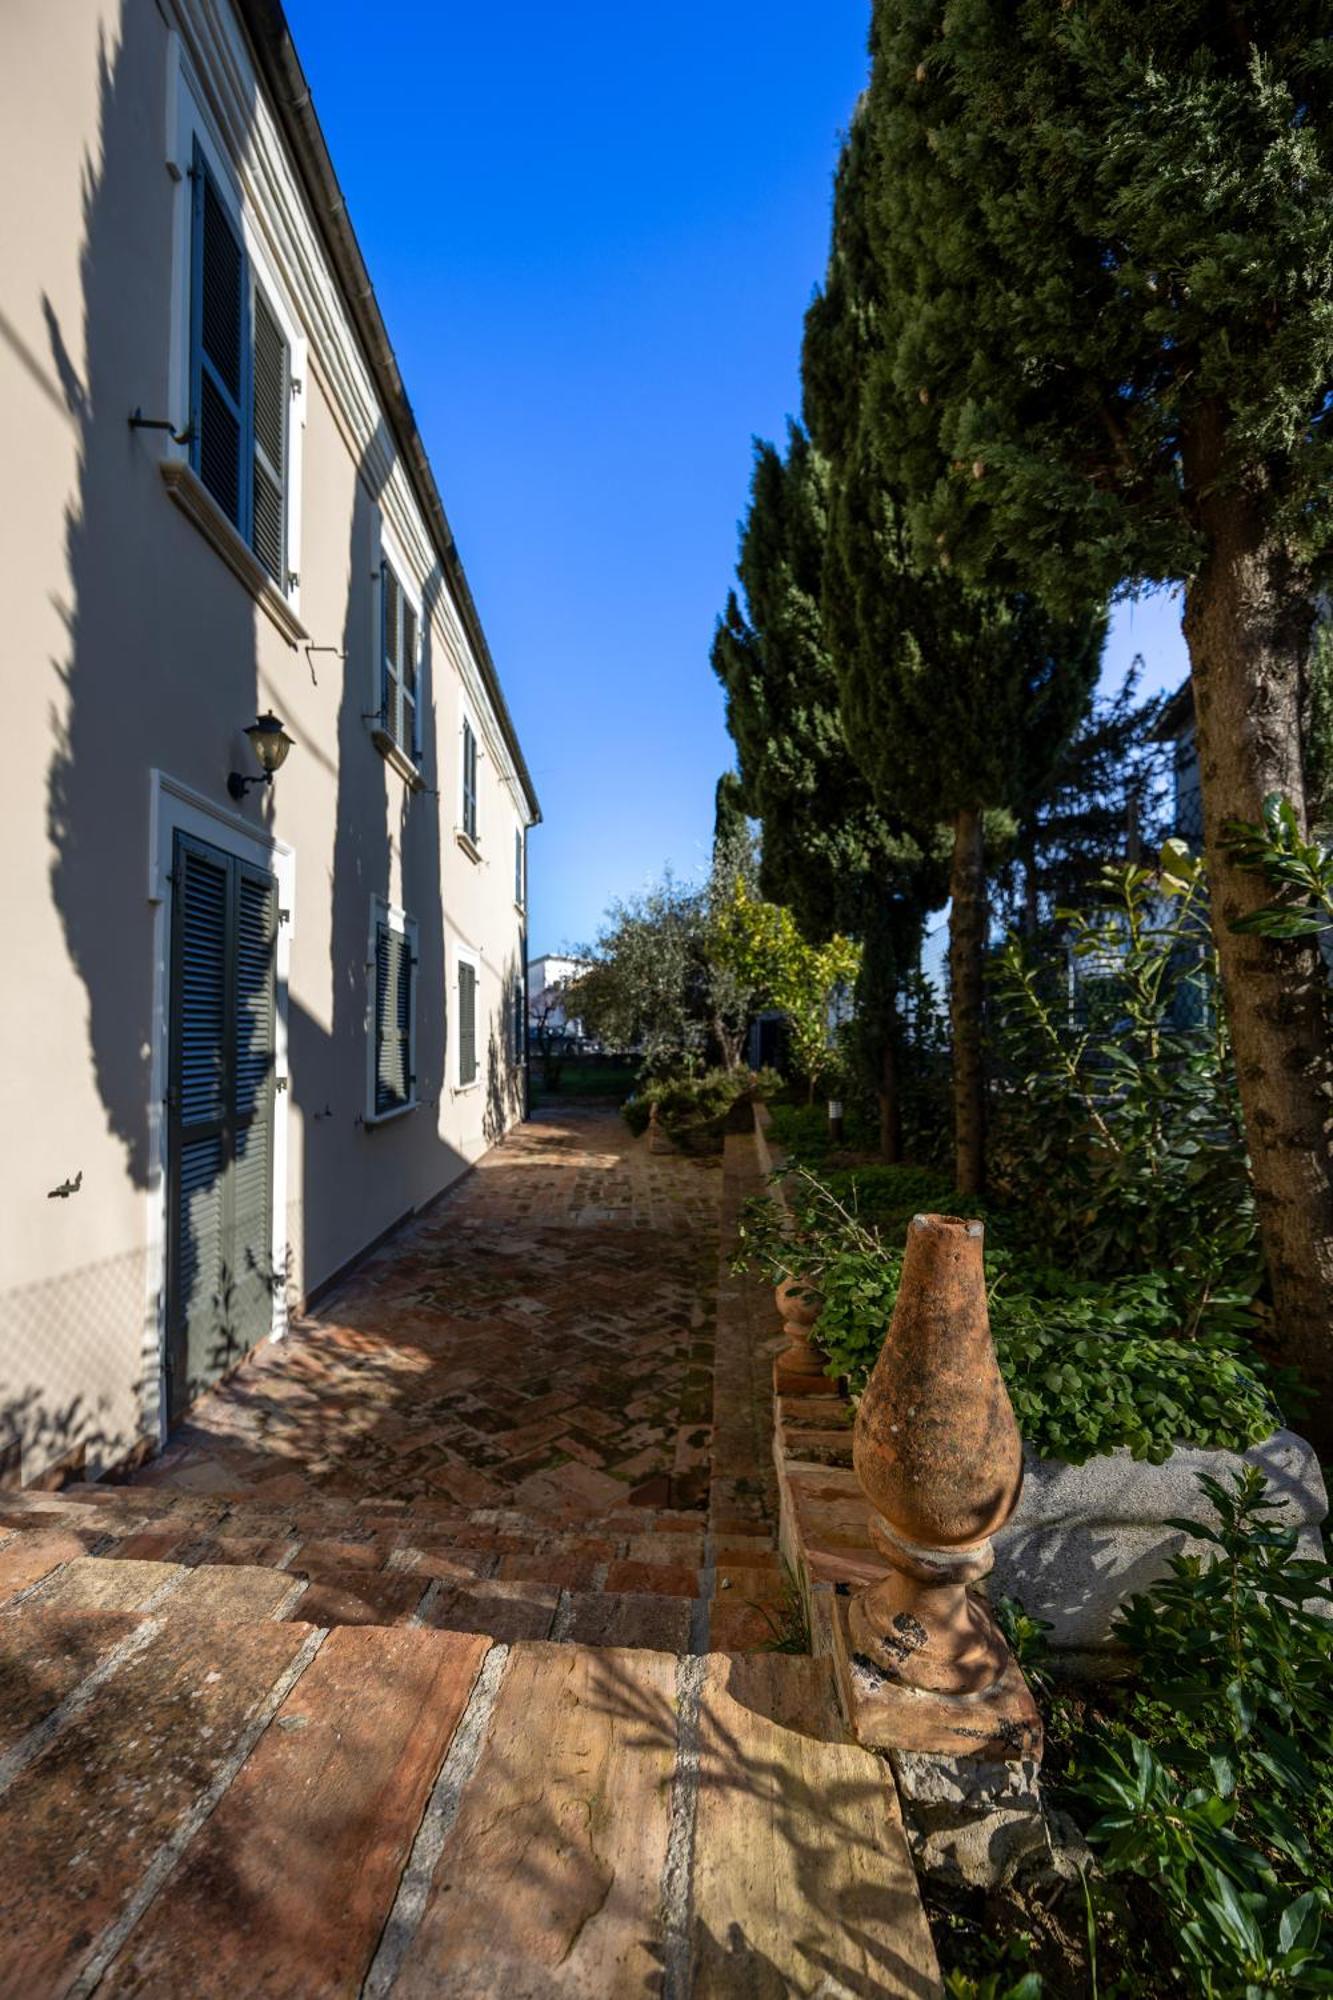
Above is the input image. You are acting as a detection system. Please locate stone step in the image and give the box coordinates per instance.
[0,1482,717,1560]
[0,1609,940,1996]
[1,1544,790,1654]
[0,1516,731,1593]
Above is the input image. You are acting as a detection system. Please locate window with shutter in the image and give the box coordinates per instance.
[369,903,417,1118]
[250,288,288,583]
[458,960,478,1086]
[381,565,401,739]
[189,143,292,589]
[402,599,419,760]
[462,720,478,842]
[191,150,245,529]
[514,826,524,905]
[376,560,421,764]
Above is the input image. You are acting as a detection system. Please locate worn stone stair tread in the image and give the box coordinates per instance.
[690,1651,941,1996]
[25,1554,188,1613]
[0,1487,709,1572]
[0,1605,145,1755]
[388,1640,940,1998]
[385,1640,680,1996]
[0,1611,317,1997]
[0,1527,104,1606]
[95,1624,488,1999]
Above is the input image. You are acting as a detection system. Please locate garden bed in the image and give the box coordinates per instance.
[757,1104,1328,1665]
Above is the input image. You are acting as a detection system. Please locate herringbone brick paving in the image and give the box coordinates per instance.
[0,1114,941,1995]
[134,1107,729,1526]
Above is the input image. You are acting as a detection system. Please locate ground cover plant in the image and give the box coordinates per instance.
[736,1159,1280,1466]
[952,1470,1333,1998]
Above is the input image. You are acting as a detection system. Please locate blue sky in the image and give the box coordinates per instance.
[284,0,1190,956]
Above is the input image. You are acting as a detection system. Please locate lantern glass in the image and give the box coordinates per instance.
[245,712,293,776]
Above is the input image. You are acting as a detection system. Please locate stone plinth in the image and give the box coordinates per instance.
[992,1428,1328,1671]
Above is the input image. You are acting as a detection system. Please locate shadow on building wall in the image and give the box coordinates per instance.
[26,0,265,1478]
[16,0,525,1487]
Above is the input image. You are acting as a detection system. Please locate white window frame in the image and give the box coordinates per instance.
[458,710,480,855]
[365,897,419,1124]
[454,940,481,1092]
[165,40,307,616]
[372,523,425,778]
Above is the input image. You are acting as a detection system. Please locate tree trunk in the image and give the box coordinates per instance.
[1182,416,1333,1454]
[949,807,988,1197]
[713,1017,739,1073]
[878,1033,903,1164]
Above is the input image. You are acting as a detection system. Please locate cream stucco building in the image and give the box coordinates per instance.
[0,0,540,1486]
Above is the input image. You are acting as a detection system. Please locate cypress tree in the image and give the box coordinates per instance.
[711,425,939,1156]
[862,1,1333,1431]
[805,103,1104,1193]
[1007,666,1168,932]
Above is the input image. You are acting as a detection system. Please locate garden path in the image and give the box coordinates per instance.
[0,1110,940,1995]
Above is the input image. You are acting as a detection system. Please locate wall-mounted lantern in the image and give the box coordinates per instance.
[228,712,294,800]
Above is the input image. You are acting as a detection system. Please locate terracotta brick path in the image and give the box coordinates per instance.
[0,1114,941,1995]
[138,1108,734,1524]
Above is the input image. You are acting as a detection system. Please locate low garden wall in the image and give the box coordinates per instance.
[755,1108,1330,1676]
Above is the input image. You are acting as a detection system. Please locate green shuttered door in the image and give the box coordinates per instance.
[166,832,278,1421]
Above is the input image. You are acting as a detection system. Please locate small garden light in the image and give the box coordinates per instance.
[228,711,294,800]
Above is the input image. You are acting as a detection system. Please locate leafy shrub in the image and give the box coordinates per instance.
[736,1161,1283,1464]
[814,1255,1279,1466]
[624,1066,781,1149]
[1068,1470,1333,1995]
[989,858,1260,1337]
[765,1099,876,1158]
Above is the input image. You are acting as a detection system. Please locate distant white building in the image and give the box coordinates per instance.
[527,955,591,1041]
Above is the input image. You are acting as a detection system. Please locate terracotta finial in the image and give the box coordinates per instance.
[848,1213,1025,1700]
[773,1275,837,1397]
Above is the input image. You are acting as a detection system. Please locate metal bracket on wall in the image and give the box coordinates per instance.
[303,644,345,687]
[128,407,193,446]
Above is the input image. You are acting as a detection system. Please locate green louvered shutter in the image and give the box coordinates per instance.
[190,147,246,529]
[402,599,419,759]
[250,286,288,584]
[167,837,228,1417]
[381,565,400,740]
[462,721,478,840]
[166,834,277,1421]
[375,922,413,1114]
[229,864,278,1355]
[459,961,478,1086]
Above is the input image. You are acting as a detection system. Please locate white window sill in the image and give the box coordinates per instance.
[514,901,527,919]
[453,1079,480,1095]
[370,727,426,792]
[455,829,482,865]
[160,459,307,648]
[364,1099,418,1127]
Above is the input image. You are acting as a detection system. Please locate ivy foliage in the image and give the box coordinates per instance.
[734,1162,1280,1466]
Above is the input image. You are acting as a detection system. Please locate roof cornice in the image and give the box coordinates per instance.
[233,0,540,823]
